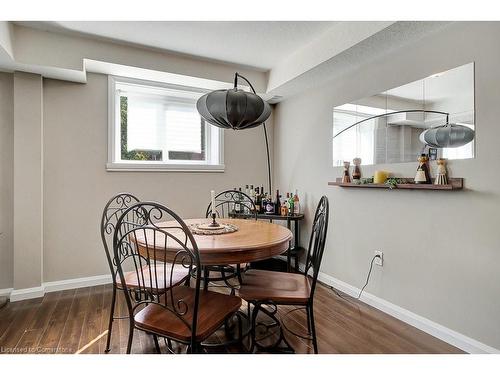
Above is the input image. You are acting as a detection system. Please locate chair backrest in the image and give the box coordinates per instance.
[205,189,257,220]
[100,193,141,284]
[113,201,201,346]
[303,196,329,300]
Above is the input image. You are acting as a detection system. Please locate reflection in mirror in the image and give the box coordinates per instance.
[332,63,475,166]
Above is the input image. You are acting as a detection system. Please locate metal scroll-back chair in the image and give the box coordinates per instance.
[113,201,242,353]
[100,193,142,353]
[238,196,329,353]
[101,193,190,353]
[203,189,257,290]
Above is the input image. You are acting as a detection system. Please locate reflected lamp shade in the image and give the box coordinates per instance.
[419,124,475,148]
[196,88,271,130]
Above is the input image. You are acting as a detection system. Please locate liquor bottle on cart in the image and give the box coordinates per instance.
[264,193,274,215]
[274,190,281,215]
[293,190,300,215]
[254,187,261,213]
[288,193,294,216]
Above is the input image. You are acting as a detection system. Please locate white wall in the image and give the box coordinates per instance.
[273,22,500,350]
[42,73,271,282]
[0,72,13,290]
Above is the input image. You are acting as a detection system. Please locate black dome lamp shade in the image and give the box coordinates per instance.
[197,72,273,192]
[197,73,271,130]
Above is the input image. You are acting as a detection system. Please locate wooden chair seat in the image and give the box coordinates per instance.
[239,269,311,303]
[116,264,189,291]
[134,286,242,342]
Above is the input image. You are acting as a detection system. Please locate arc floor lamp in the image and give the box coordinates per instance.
[197,73,272,193]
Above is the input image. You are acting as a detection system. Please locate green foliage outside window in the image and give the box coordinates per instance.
[120,96,162,161]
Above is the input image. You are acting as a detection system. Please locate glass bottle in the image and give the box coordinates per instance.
[254,187,260,213]
[274,189,281,215]
[293,190,300,215]
[265,194,274,215]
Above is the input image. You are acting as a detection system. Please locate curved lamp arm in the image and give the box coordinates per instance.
[235,72,272,194]
[333,109,450,139]
[234,72,257,94]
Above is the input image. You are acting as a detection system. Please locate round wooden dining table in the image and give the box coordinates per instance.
[134,218,293,266]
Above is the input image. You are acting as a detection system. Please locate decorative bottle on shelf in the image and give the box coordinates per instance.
[352,158,362,181]
[434,158,448,185]
[342,161,351,183]
[414,154,432,184]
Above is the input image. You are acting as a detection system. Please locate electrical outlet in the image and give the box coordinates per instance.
[374,250,383,266]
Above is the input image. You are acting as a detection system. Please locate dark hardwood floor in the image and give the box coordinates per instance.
[0,282,463,354]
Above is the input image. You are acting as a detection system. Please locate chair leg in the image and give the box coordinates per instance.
[308,305,318,354]
[236,264,243,285]
[126,319,134,354]
[249,302,260,353]
[189,342,201,354]
[152,334,161,353]
[105,284,117,353]
[203,267,210,291]
[306,305,311,335]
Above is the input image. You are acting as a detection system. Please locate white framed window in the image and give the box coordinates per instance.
[107,76,224,172]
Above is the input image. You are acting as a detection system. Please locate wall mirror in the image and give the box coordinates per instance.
[332,62,475,166]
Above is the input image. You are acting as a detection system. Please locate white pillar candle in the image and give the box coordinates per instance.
[211,190,216,216]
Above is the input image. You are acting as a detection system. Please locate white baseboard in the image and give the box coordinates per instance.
[0,288,13,297]
[317,271,500,354]
[10,286,45,302]
[43,274,112,292]
[8,274,112,303]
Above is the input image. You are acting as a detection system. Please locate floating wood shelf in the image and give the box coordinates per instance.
[328,178,463,190]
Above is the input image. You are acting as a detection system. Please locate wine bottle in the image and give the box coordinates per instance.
[274,190,280,215]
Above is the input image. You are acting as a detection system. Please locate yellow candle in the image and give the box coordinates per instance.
[374,170,389,184]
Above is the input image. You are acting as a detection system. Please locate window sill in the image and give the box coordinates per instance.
[106,162,225,173]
